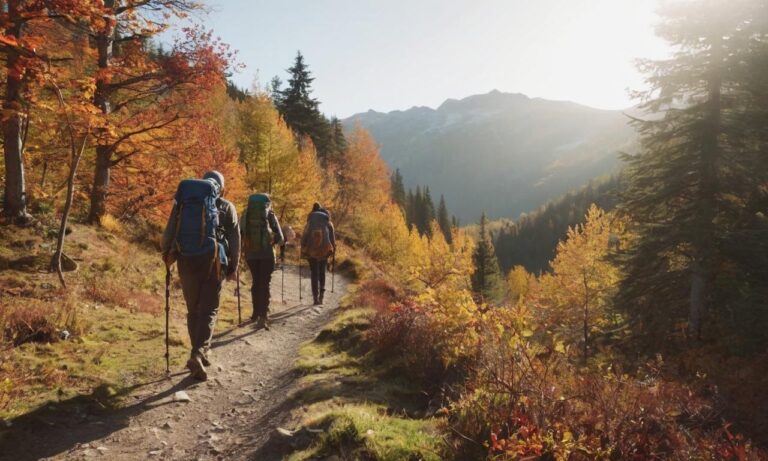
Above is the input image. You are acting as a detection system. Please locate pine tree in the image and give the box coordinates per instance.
[328,117,348,162]
[471,212,504,303]
[391,169,407,211]
[276,51,333,163]
[422,187,436,236]
[619,0,768,344]
[437,194,452,243]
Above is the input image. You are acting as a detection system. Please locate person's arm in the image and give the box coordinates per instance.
[270,211,285,246]
[224,201,240,275]
[161,202,179,259]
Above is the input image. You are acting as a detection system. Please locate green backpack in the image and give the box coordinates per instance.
[244,194,273,253]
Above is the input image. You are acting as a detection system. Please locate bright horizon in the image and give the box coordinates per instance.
[173,0,670,118]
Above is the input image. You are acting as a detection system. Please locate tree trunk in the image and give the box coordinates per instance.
[688,36,723,339]
[689,259,706,340]
[87,146,111,223]
[2,1,30,224]
[87,2,115,224]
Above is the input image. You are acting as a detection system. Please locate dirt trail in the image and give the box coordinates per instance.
[4,265,347,461]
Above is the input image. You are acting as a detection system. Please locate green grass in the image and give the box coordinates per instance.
[0,222,244,420]
[286,404,444,461]
[285,294,448,461]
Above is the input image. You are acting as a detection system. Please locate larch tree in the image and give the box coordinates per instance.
[237,92,323,225]
[534,205,623,362]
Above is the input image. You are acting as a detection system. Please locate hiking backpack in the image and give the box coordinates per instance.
[173,179,222,257]
[303,211,333,259]
[244,193,273,253]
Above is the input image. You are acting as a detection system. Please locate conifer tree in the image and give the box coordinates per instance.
[390,169,407,211]
[471,212,504,303]
[275,51,333,163]
[328,117,347,162]
[619,0,768,343]
[437,194,452,243]
[422,187,436,236]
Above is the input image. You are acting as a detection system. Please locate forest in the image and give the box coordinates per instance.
[1,0,768,460]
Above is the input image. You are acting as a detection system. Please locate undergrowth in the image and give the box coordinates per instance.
[285,279,450,461]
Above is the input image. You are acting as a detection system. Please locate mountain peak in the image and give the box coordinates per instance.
[342,89,636,222]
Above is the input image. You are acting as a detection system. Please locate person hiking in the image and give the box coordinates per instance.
[161,171,240,381]
[241,193,284,329]
[301,202,336,305]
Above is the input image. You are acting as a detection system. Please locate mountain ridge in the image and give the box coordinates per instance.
[343,90,637,222]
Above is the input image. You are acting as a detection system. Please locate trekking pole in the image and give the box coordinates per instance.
[280,245,286,303]
[164,265,171,374]
[331,250,336,294]
[298,244,303,302]
[236,263,242,325]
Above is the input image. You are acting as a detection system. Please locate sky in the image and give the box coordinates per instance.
[173,0,670,118]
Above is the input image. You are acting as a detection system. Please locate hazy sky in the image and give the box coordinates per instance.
[178,0,669,118]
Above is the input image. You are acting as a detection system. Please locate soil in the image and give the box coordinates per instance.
[2,265,347,461]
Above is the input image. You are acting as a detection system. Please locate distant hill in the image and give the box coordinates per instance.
[494,175,624,274]
[343,90,636,223]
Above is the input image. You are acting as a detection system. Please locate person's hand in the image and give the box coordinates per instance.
[162,252,175,268]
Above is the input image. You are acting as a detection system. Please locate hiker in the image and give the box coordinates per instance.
[161,171,240,381]
[301,203,336,305]
[241,193,284,329]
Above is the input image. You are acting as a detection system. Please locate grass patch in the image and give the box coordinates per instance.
[284,290,448,461]
[0,222,248,420]
[287,404,445,461]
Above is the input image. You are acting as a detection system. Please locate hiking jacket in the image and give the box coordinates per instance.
[240,208,284,261]
[162,198,241,275]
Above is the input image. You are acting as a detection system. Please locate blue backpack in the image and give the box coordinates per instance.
[173,179,222,257]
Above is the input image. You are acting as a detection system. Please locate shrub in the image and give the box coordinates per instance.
[451,308,766,460]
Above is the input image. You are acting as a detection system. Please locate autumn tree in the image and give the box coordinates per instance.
[506,265,530,303]
[533,206,623,361]
[332,125,390,230]
[0,0,100,223]
[237,92,323,225]
[84,1,236,223]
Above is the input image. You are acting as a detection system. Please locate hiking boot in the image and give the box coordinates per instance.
[201,354,211,367]
[256,316,269,330]
[187,355,208,381]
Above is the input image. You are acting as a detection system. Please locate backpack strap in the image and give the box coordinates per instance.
[173,203,184,253]
[199,204,206,246]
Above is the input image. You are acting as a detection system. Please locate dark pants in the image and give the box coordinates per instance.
[308,258,327,300]
[247,258,275,319]
[177,253,222,361]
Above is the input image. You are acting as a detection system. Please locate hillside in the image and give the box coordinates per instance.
[344,90,636,222]
[495,175,624,273]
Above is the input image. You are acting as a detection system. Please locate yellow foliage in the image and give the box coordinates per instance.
[236,94,324,226]
[530,205,625,360]
[99,214,122,233]
[507,265,531,303]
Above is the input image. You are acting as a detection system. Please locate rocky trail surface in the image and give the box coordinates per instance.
[3,266,347,461]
